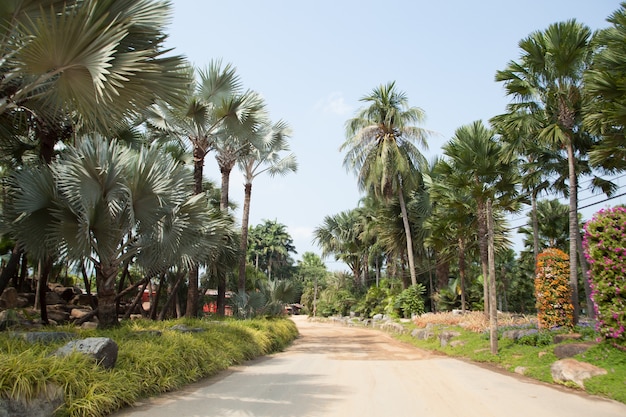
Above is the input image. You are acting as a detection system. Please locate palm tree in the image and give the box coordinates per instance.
[341,82,430,286]
[314,210,366,284]
[437,121,520,316]
[585,3,626,172]
[236,119,297,293]
[495,20,594,323]
[146,60,262,316]
[5,137,227,328]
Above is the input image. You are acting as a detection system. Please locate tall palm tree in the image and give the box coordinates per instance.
[585,3,626,172]
[5,137,228,328]
[146,60,261,316]
[236,119,297,293]
[437,121,520,316]
[341,82,429,286]
[495,20,594,323]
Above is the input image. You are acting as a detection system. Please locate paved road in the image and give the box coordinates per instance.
[112,315,626,417]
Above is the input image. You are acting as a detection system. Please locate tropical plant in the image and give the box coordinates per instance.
[534,248,574,329]
[395,283,426,318]
[583,206,626,346]
[436,121,520,316]
[341,81,430,286]
[237,119,296,293]
[247,220,296,280]
[584,3,626,172]
[4,137,230,328]
[495,20,595,324]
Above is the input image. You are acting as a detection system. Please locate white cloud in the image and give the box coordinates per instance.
[315,92,353,116]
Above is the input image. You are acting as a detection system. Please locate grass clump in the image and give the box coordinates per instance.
[0,317,297,417]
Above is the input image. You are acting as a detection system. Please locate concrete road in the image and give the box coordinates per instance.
[111,315,626,417]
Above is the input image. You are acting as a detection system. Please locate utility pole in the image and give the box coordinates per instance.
[487,199,498,355]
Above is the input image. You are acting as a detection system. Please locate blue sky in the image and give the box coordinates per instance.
[166,0,623,269]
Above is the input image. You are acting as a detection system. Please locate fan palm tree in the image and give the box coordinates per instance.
[5,137,228,328]
[495,20,594,323]
[437,121,520,316]
[236,119,296,293]
[341,82,430,286]
[146,60,263,316]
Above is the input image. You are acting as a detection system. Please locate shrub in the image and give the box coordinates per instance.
[583,206,626,346]
[534,248,574,329]
[395,284,426,318]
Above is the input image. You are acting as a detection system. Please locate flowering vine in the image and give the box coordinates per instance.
[534,248,574,329]
[583,206,626,346]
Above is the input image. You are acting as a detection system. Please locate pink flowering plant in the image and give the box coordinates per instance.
[583,206,626,346]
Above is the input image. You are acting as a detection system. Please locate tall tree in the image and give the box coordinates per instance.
[437,121,520,316]
[237,119,296,293]
[146,60,260,316]
[584,3,626,172]
[341,82,429,285]
[495,20,594,323]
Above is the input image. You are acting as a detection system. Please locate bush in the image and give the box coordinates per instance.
[583,206,626,346]
[534,248,574,329]
[395,284,426,318]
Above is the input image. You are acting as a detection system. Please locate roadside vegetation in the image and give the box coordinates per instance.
[0,318,297,417]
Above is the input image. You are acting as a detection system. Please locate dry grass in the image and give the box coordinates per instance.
[413,311,537,333]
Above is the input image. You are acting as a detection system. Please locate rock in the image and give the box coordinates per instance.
[372,314,384,321]
[450,340,465,348]
[15,331,75,344]
[553,333,582,344]
[554,342,597,359]
[411,328,434,340]
[70,294,93,306]
[515,366,527,375]
[54,337,118,369]
[440,330,461,347]
[44,291,65,306]
[0,382,64,417]
[551,358,607,388]
[51,286,77,302]
[171,324,205,333]
[0,287,19,309]
[70,308,92,320]
[46,307,70,324]
[502,328,538,340]
[80,322,98,330]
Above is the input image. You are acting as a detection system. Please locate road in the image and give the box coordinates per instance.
[112,315,626,417]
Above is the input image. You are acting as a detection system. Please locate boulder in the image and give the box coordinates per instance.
[54,337,118,369]
[439,330,461,347]
[554,342,597,359]
[44,291,65,306]
[46,306,70,324]
[551,358,607,388]
[70,308,92,320]
[411,328,434,340]
[0,287,18,309]
[553,333,583,344]
[0,383,64,417]
[502,328,538,340]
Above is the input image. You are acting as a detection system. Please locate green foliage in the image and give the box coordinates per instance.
[583,206,626,346]
[353,279,401,318]
[516,331,554,347]
[534,248,574,329]
[577,343,626,404]
[395,284,426,318]
[0,318,297,417]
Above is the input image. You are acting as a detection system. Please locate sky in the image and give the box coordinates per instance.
[165,0,624,270]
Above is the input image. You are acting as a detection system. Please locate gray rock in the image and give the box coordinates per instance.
[551,358,607,388]
[554,342,597,359]
[553,333,582,344]
[450,340,465,348]
[171,324,205,333]
[15,331,75,344]
[54,337,118,369]
[440,330,461,347]
[0,383,64,417]
[0,287,18,309]
[411,328,434,340]
[372,314,384,321]
[502,328,538,340]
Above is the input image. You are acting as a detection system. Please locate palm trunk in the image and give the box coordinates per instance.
[187,144,205,317]
[217,161,235,315]
[398,187,417,286]
[478,199,490,317]
[458,237,467,312]
[531,188,540,264]
[566,142,580,325]
[238,182,253,294]
[96,260,121,328]
[577,229,594,319]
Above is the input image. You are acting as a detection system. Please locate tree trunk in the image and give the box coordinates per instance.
[158,271,186,321]
[531,189,540,265]
[458,237,467,312]
[0,245,21,295]
[187,143,206,317]
[577,231,594,319]
[238,182,253,294]
[96,260,121,328]
[38,257,52,325]
[566,142,580,325]
[398,187,417,286]
[487,200,498,354]
[217,162,235,316]
[477,199,490,317]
